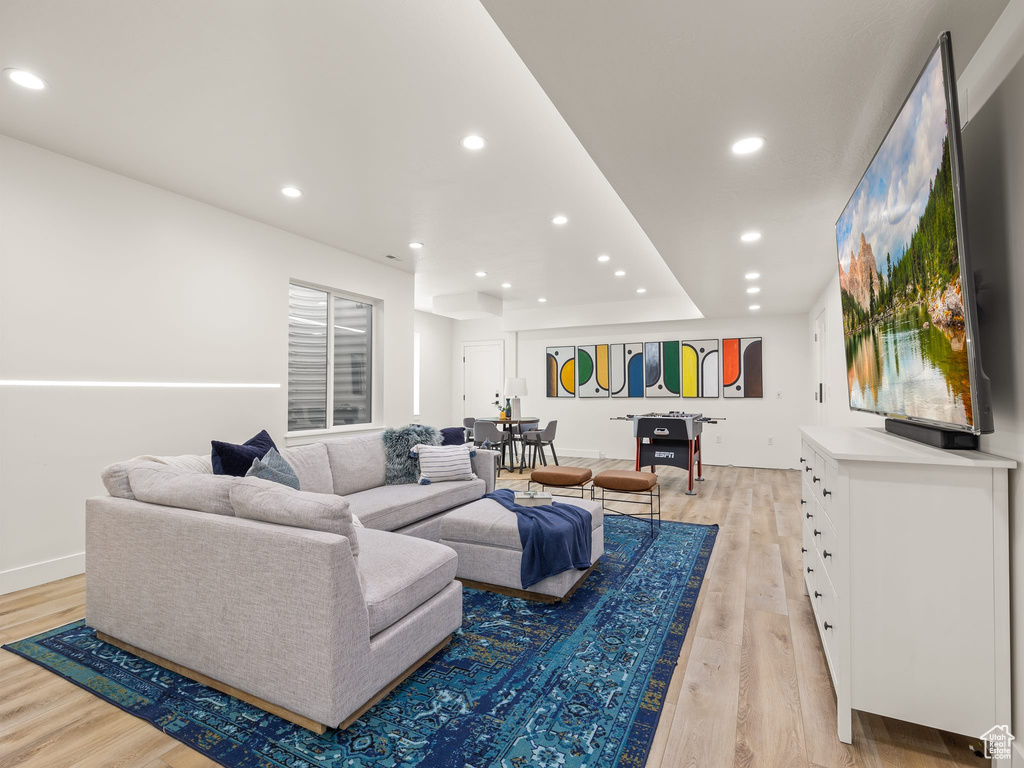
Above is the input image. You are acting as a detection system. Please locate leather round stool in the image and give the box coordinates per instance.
[528,465,593,498]
[591,470,661,535]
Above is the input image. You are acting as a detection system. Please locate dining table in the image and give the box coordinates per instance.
[474,416,540,473]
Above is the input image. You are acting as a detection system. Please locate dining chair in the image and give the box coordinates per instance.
[462,417,475,443]
[473,420,512,474]
[512,418,540,472]
[523,420,558,468]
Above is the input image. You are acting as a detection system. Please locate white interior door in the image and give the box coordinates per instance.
[462,341,504,420]
[814,308,828,425]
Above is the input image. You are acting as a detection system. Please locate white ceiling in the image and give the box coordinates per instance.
[0,0,697,318]
[481,0,1009,317]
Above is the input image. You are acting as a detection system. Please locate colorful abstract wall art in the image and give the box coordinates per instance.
[610,343,644,398]
[546,346,576,397]
[577,344,610,398]
[644,341,681,397]
[722,337,763,398]
[681,339,720,398]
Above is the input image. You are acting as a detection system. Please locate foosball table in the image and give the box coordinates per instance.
[612,412,723,495]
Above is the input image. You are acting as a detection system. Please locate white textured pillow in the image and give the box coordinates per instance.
[411,444,477,485]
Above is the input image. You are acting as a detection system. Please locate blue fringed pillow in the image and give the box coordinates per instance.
[245,447,300,489]
[410,444,477,485]
[440,426,466,446]
[211,429,276,477]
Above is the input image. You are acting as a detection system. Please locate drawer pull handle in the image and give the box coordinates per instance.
[814,591,822,599]
[801,547,807,554]
[812,476,820,483]
[824,622,833,631]
[799,457,806,463]
[823,550,832,559]
[804,466,812,472]
[800,499,806,505]
[806,512,813,519]
[823,489,832,497]
[806,566,814,573]
[813,529,822,537]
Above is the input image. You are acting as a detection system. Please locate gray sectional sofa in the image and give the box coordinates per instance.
[87,433,498,733]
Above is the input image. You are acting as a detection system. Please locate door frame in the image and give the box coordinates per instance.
[461,339,505,420]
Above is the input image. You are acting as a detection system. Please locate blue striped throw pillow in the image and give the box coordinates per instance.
[410,444,477,485]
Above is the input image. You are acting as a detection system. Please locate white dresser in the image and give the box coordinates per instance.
[798,426,1013,754]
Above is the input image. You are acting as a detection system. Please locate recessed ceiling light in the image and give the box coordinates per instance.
[745,272,760,280]
[732,136,765,155]
[740,231,762,243]
[5,68,46,90]
[749,304,761,311]
[409,241,423,249]
[475,271,487,277]
[614,270,626,277]
[501,282,512,288]
[538,297,547,303]
[747,286,761,294]
[597,255,610,262]
[280,187,302,198]
[461,135,486,150]
[636,288,647,294]
[551,215,568,226]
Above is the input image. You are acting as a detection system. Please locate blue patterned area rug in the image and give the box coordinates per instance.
[3,517,716,768]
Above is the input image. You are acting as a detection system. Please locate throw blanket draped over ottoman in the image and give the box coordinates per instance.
[485,489,592,587]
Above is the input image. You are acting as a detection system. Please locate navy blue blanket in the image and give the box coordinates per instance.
[485,489,592,588]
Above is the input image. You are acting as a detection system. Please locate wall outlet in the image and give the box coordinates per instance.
[716,435,722,443]
[767,436,774,445]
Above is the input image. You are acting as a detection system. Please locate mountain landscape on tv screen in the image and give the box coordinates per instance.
[836,48,972,427]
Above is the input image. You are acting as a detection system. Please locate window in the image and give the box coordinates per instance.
[413,332,421,416]
[288,283,373,431]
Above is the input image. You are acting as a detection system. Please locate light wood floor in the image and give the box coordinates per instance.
[0,460,991,767]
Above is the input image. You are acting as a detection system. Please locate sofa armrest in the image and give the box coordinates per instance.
[472,449,499,493]
[86,496,374,727]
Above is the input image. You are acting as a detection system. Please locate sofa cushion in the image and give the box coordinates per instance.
[211,430,277,477]
[135,454,214,474]
[245,448,300,490]
[440,497,604,550]
[279,442,333,494]
[229,478,358,553]
[101,453,214,499]
[325,434,387,496]
[346,479,486,532]
[440,427,466,446]
[127,463,246,516]
[356,528,457,635]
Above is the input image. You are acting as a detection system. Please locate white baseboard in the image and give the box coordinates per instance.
[0,552,85,595]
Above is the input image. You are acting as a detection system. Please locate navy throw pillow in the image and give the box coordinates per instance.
[440,426,467,446]
[211,429,277,477]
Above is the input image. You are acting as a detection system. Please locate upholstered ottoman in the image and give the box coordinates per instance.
[528,465,593,497]
[592,470,661,534]
[439,496,604,602]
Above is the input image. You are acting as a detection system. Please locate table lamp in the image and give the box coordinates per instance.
[505,377,528,420]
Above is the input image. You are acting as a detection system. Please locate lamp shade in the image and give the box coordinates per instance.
[505,377,528,397]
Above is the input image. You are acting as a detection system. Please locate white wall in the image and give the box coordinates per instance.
[959,47,1024,761]
[452,313,812,468]
[413,310,454,428]
[0,136,416,593]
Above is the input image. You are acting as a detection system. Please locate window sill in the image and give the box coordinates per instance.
[285,424,384,446]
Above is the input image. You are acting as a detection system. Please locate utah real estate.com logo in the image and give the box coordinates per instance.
[982,725,1014,760]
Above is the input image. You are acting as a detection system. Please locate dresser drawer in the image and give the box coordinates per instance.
[814,515,839,592]
[815,569,840,681]
[821,460,839,525]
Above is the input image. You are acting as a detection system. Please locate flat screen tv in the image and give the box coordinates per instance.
[836,32,992,436]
